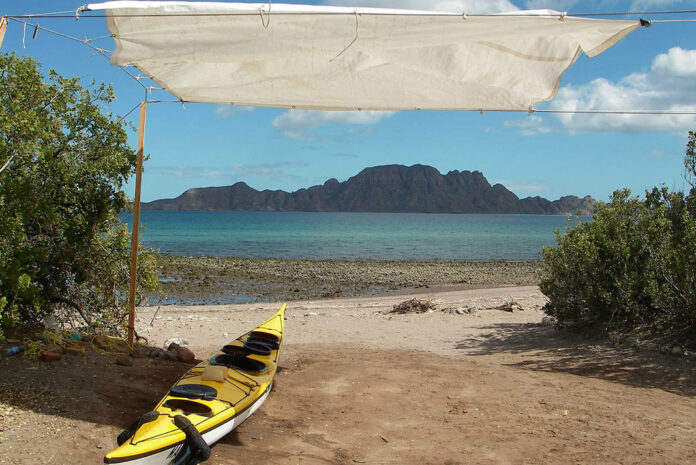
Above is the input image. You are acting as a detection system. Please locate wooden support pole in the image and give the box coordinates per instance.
[0,17,8,50]
[127,101,147,353]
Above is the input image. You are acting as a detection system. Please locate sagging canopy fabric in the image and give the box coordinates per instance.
[86,2,640,111]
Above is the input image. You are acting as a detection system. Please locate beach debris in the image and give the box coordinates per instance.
[163,337,189,349]
[489,300,524,312]
[116,356,133,367]
[2,345,26,357]
[441,306,477,315]
[387,298,438,315]
[149,305,162,325]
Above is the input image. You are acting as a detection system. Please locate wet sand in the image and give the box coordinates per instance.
[153,255,544,305]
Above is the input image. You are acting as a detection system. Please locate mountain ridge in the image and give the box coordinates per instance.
[143,164,595,215]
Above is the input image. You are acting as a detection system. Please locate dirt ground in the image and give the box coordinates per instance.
[1,286,695,465]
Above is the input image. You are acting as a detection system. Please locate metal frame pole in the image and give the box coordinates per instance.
[0,17,8,49]
[127,101,147,353]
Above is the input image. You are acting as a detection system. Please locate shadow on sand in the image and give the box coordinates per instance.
[0,350,190,428]
[455,322,696,397]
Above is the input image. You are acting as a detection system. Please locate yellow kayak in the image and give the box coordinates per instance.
[104,304,286,465]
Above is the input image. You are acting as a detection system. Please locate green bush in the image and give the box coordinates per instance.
[0,53,158,337]
[541,140,696,346]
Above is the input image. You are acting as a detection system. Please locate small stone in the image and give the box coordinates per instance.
[40,351,62,362]
[172,346,196,363]
[92,335,110,351]
[222,332,229,337]
[671,346,684,356]
[116,356,133,366]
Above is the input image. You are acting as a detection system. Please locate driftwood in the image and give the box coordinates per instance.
[387,298,437,314]
[489,300,524,312]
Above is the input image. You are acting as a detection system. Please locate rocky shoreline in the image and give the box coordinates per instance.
[150,255,545,305]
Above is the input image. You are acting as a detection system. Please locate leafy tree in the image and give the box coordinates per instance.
[0,53,158,338]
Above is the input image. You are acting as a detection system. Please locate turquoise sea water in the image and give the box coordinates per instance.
[121,211,587,261]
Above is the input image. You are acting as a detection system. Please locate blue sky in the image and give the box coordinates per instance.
[2,1,696,202]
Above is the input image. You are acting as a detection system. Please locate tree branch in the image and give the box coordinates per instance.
[0,154,14,175]
[50,295,92,326]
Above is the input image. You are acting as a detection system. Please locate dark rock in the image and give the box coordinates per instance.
[162,350,179,362]
[147,347,166,358]
[174,346,196,363]
[166,342,196,363]
[116,356,133,366]
[131,347,149,359]
[142,164,595,215]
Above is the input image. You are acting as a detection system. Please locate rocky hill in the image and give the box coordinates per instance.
[143,164,595,215]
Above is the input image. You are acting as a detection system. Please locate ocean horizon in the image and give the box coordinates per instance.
[120,211,587,262]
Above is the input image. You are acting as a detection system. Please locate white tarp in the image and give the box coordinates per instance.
[86,2,640,111]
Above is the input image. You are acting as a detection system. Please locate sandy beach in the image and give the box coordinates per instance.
[1,284,695,465]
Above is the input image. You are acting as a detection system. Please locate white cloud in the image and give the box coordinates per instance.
[523,0,579,11]
[508,47,696,134]
[630,0,686,11]
[504,115,553,136]
[148,166,229,179]
[214,105,254,119]
[323,0,518,13]
[147,162,309,183]
[272,110,396,139]
[232,162,308,179]
[525,0,685,13]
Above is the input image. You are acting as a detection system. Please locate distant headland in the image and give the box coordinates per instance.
[142,164,595,215]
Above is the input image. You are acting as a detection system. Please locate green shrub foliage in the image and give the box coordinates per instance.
[541,148,696,344]
[0,53,158,338]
